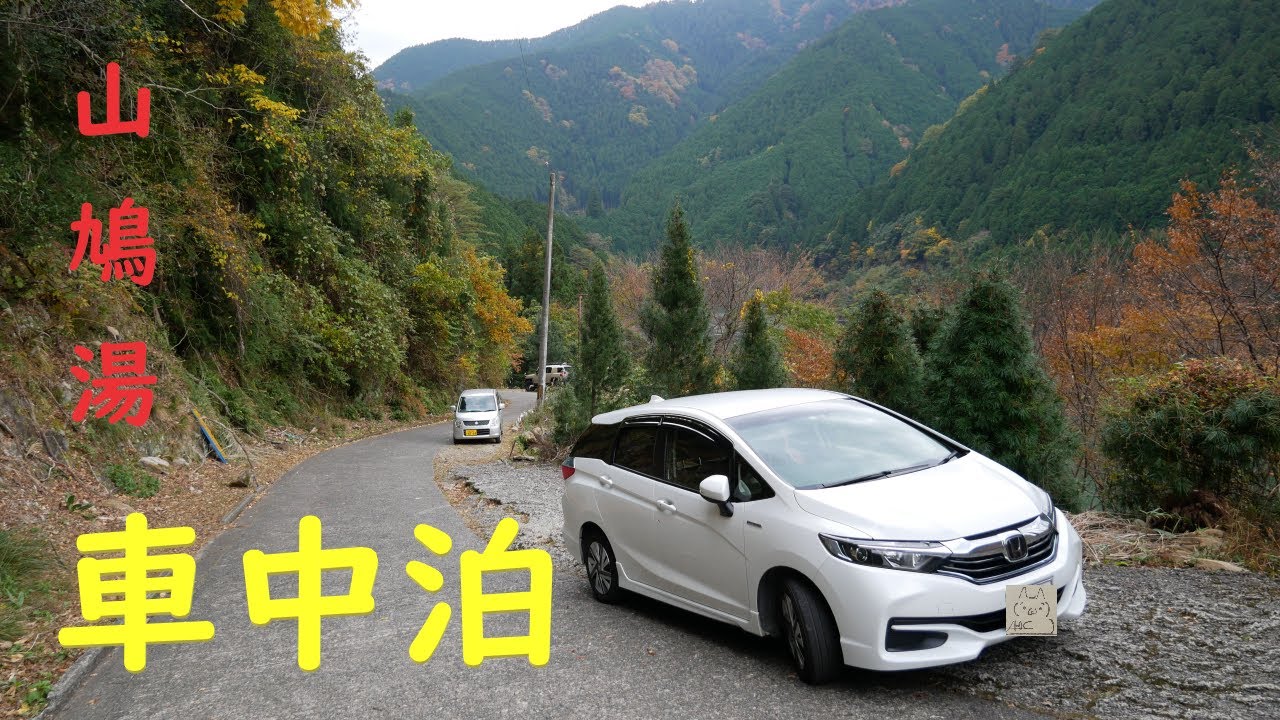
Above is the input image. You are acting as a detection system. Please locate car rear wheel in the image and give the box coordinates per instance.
[584,531,623,604]
[779,578,842,684]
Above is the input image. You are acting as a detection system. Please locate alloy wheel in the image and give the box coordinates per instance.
[781,593,806,669]
[587,541,613,595]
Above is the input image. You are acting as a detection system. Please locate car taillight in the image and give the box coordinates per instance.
[561,457,575,480]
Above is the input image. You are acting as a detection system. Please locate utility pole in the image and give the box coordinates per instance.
[536,169,556,408]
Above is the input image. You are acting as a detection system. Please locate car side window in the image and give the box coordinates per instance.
[572,423,617,461]
[613,425,660,478]
[666,425,733,493]
[733,454,775,502]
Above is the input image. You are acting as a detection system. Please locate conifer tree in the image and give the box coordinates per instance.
[834,290,925,416]
[641,202,717,398]
[731,291,787,390]
[924,273,1080,507]
[579,262,631,415]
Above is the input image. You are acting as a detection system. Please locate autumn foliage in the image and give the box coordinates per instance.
[1022,148,1280,521]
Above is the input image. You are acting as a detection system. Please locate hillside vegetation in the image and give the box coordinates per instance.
[1,0,539,449]
[839,0,1280,249]
[599,0,1080,255]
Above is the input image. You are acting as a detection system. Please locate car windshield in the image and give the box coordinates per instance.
[726,398,953,490]
[458,394,496,412]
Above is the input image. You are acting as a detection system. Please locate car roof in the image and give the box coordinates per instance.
[459,388,497,396]
[593,388,849,424]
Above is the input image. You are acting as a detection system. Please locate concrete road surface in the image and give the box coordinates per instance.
[44,390,1042,720]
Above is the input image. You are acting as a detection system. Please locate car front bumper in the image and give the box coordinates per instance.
[453,424,499,440]
[814,510,1087,672]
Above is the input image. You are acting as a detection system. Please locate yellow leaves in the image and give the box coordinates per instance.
[214,0,249,24]
[270,0,354,38]
[215,0,353,37]
[248,93,303,121]
[463,248,532,349]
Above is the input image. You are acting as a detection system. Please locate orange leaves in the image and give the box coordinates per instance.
[464,247,531,350]
[1128,171,1280,374]
[1021,151,1280,468]
[783,329,833,388]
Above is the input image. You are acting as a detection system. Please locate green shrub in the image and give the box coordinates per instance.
[1101,358,1280,519]
[105,464,161,498]
[551,386,592,447]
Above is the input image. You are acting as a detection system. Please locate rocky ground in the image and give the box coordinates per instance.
[437,458,1280,720]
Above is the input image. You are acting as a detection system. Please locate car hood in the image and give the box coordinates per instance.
[793,454,1044,541]
[456,410,498,421]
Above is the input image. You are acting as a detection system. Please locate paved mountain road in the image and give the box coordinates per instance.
[45,390,1042,720]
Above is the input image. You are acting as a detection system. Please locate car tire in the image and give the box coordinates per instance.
[779,578,843,685]
[583,531,623,604]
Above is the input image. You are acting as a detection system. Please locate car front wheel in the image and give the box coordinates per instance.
[779,578,843,684]
[584,532,623,604]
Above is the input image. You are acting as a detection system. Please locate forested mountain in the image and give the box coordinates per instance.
[837,0,1280,249]
[377,0,906,208]
[599,0,1081,254]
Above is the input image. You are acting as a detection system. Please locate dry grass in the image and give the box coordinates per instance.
[1071,509,1279,574]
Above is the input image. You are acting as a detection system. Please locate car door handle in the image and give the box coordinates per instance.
[656,499,675,512]
[598,475,614,489]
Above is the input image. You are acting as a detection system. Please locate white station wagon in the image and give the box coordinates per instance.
[561,389,1086,683]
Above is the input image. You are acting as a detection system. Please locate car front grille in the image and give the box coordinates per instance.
[938,517,1058,584]
[463,420,487,426]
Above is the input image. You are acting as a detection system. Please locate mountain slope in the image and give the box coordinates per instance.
[381,0,905,207]
[841,0,1280,247]
[376,38,529,92]
[599,0,1080,254]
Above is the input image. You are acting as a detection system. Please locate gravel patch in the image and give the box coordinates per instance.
[937,565,1280,719]
[445,459,577,571]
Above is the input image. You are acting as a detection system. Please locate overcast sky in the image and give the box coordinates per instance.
[343,1,653,68]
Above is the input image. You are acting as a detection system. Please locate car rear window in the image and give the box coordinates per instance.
[613,425,660,477]
[572,423,617,461]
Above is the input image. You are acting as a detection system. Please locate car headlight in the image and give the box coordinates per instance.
[819,534,950,572]
[489,416,500,426]
[1039,490,1056,523]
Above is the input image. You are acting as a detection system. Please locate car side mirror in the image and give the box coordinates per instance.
[449,404,456,411]
[699,474,734,517]
[500,402,508,410]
